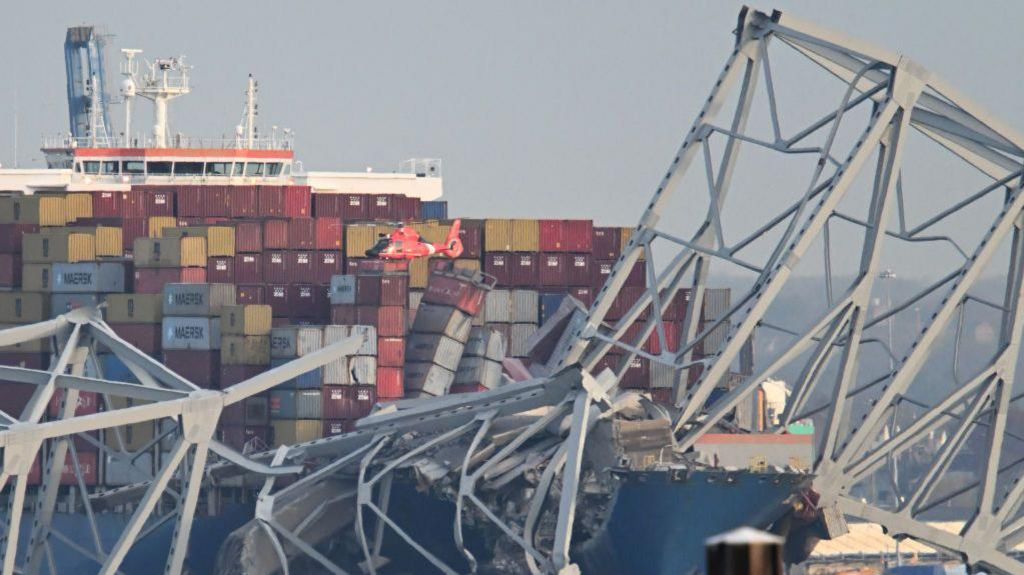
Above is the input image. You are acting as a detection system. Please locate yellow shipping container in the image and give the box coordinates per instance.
[68,233,96,262]
[39,196,68,227]
[272,420,322,447]
[453,259,481,273]
[484,219,513,252]
[409,257,430,288]
[206,226,236,257]
[620,227,645,260]
[221,304,273,336]
[94,227,123,257]
[511,219,539,252]
[22,231,95,263]
[65,193,93,222]
[148,217,177,238]
[424,223,450,244]
[346,225,378,258]
[180,236,207,267]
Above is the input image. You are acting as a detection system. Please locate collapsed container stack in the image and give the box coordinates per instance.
[451,326,506,393]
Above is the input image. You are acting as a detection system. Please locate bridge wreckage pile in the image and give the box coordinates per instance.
[1,6,1024,575]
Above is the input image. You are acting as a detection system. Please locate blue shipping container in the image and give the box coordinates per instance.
[99,353,140,384]
[270,358,323,389]
[421,201,448,220]
[540,293,567,324]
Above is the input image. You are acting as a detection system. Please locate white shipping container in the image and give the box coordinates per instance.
[296,327,324,356]
[464,327,506,361]
[349,356,377,385]
[406,333,465,371]
[511,290,539,324]
[509,323,538,357]
[322,325,349,383]
[412,304,473,343]
[163,283,236,317]
[349,325,377,355]
[162,317,222,350]
[404,361,455,397]
[650,361,678,389]
[454,356,504,389]
[484,290,512,323]
[104,452,155,487]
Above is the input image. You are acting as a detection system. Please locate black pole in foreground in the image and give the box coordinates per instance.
[706,527,784,575]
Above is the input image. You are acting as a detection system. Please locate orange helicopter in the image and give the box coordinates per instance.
[365,219,463,260]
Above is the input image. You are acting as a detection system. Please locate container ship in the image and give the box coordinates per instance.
[0,25,817,575]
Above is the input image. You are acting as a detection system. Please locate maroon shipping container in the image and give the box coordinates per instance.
[315,217,343,250]
[288,284,329,321]
[355,305,378,328]
[237,284,265,305]
[568,287,595,308]
[346,259,409,275]
[321,385,376,419]
[164,350,221,388]
[0,224,38,253]
[592,260,646,289]
[207,256,235,283]
[220,424,271,451]
[234,221,263,253]
[380,275,408,307]
[322,419,355,437]
[394,196,421,221]
[134,268,196,294]
[315,251,343,285]
[539,253,567,287]
[0,254,20,287]
[27,451,98,487]
[376,367,404,399]
[457,221,483,259]
[313,194,343,218]
[121,218,148,252]
[258,185,286,217]
[608,286,650,321]
[261,219,288,250]
[645,321,681,355]
[377,336,405,367]
[539,220,566,252]
[284,186,312,218]
[144,189,176,217]
[620,356,651,389]
[450,384,488,394]
[423,274,488,315]
[107,323,162,356]
[377,306,407,337]
[92,191,123,218]
[564,220,593,252]
[228,186,259,218]
[484,253,511,286]
[355,276,382,305]
[48,389,99,417]
[592,227,620,260]
[340,194,368,221]
[0,382,34,418]
[266,285,289,317]
[288,251,316,284]
[177,186,228,218]
[263,251,289,284]
[330,304,358,325]
[663,289,691,321]
[121,191,146,219]
[509,253,539,287]
[234,253,262,284]
[219,365,265,389]
[566,254,592,287]
[367,194,394,220]
[288,218,316,250]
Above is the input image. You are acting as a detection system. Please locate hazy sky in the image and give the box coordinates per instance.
[1,1,1022,238]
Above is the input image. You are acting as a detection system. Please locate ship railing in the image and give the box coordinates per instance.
[400,158,442,177]
[41,134,295,151]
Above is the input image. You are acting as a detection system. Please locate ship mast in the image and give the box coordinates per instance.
[122,52,191,148]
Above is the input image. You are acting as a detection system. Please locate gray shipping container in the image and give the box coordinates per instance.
[323,354,350,385]
[324,325,377,356]
[406,333,465,371]
[50,293,101,317]
[270,326,324,358]
[702,288,731,321]
[163,283,236,317]
[103,452,155,487]
[412,304,473,343]
[404,361,455,397]
[511,290,539,324]
[270,389,322,420]
[509,323,538,357]
[650,361,679,389]
[162,317,222,350]
[408,290,424,311]
[349,356,377,385]
[464,327,506,361]
[329,275,357,305]
[484,290,512,323]
[454,356,504,389]
[51,262,126,294]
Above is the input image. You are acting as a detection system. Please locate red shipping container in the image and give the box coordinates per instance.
[315,251,343,285]
[376,367,404,398]
[145,189,176,217]
[321,385,376,419]
[263,219,289,249]
[377,337,405,367]
[315,217,343,250]
[0,223,38,253]
[228,186,259,218]
[219,365,265,389]
[92,191,123,218]
[48,389,99,417]
[207,256,235,283]
[266,285,290,317]
[313,194,344,218]
[288,284,329,320]
[380,275,408,306]
[539,220,566,252]
[564,220,593,253]
[27,451,98,487]
[646,321,681,355]
[509,253,539,287]
[356,275,382,305]
[355,305,378,328]
[263,251,289,284]
[219,424,271,451]
[284,186,312,218]
[423,274,488,315]
[566,254,592,287]
[322,419,355,437]
[288,218,316,250]
[181,267,207,283]
[164,350,221,388]
[234,221,263,253]
[340,194,368,221]
[330,304,358,325]
[0,254,20,288]
[107,323,162,356]
[258,185,286,217]
[177,186,227,218]
[134,268,189,294]
[592,227,620,260]
[288,251,316,283]
[483,253,511,286]
[377,306,407,337]
[234,253,263,283]
[237,284,265,305]
[663,289,691,321]
[457,221,483,259]
[539,253,567,286]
